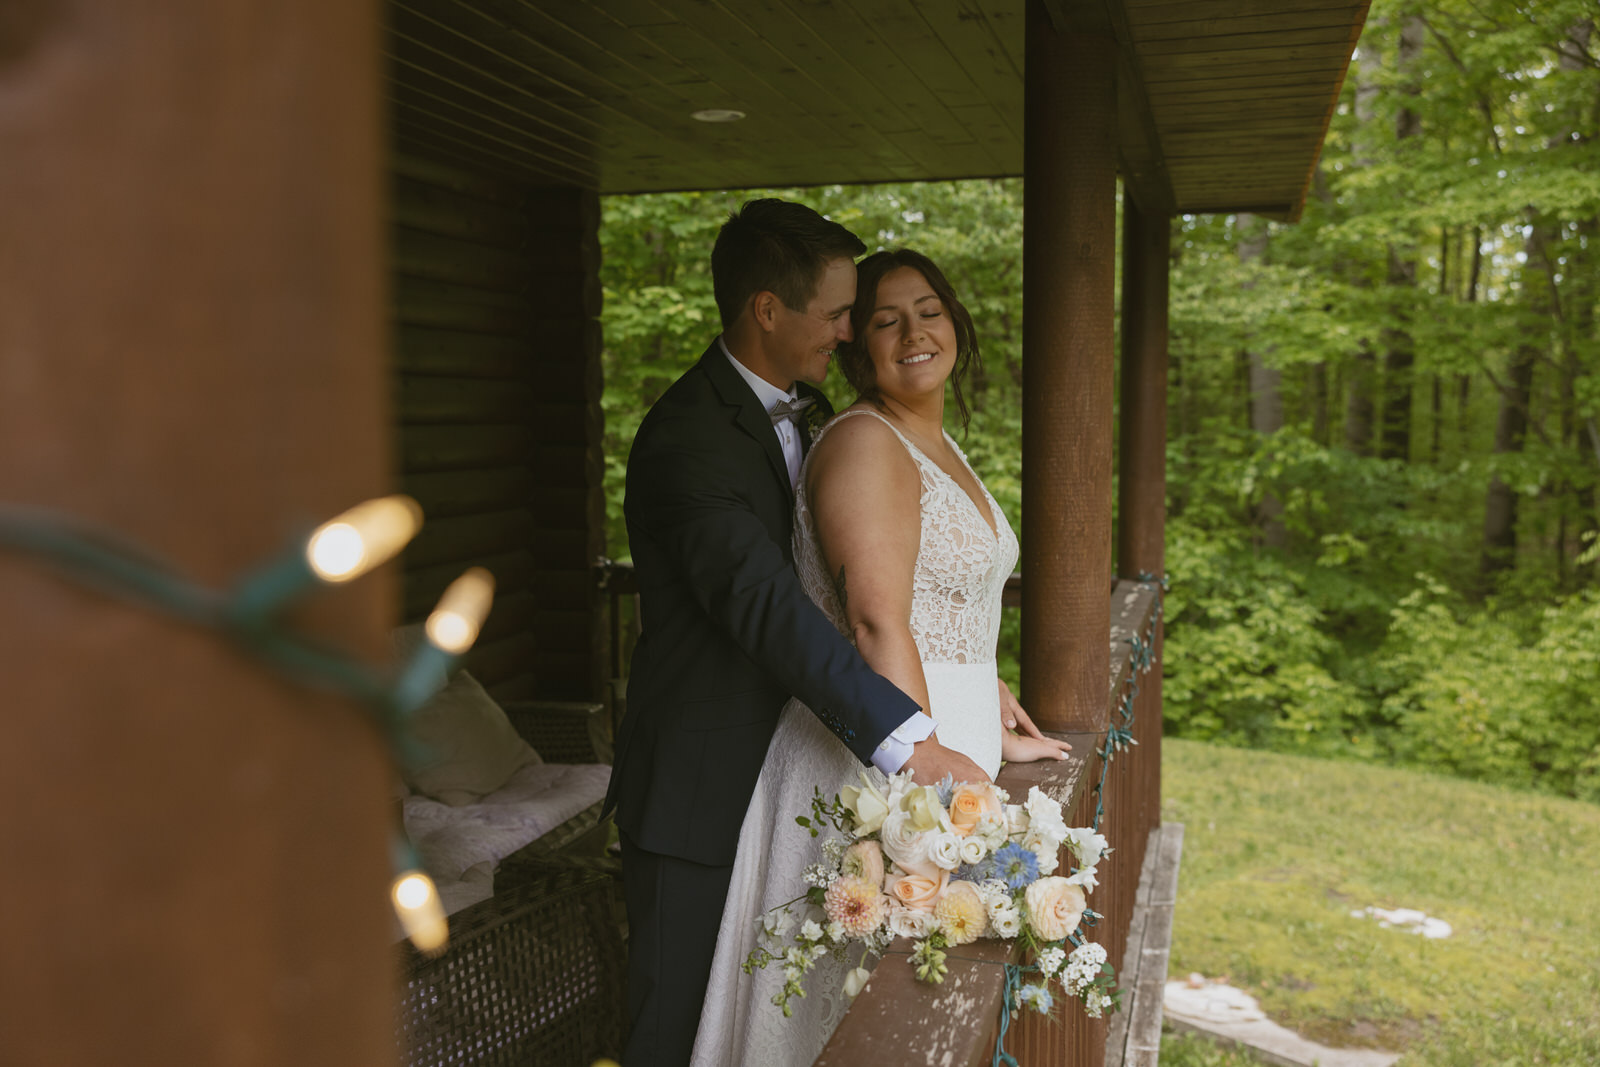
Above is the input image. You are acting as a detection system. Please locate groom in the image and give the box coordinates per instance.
[604,199,985,1065]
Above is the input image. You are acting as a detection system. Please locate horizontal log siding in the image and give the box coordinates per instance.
[392,152,604,702]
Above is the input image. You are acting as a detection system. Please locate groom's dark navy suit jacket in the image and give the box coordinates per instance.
[604,343,920,868]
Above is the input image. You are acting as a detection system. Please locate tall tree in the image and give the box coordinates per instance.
[1239,213,1286,547]
[1379,14,1426,462]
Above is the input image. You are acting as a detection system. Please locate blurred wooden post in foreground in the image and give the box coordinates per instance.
[0,3,395,1063]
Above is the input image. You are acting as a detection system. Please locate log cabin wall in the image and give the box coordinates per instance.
[391,150,605,702]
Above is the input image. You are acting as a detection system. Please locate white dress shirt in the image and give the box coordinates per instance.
[718,337,936,774]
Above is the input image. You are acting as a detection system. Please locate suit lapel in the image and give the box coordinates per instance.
[700,344,793,497]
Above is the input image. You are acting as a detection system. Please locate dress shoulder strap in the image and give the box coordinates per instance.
[817,407,924,462]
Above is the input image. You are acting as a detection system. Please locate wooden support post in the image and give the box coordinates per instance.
[1117,197,1169,584]
[0,3,392,1064]
[1021,2,1119,739]
[1117,196,1170,839]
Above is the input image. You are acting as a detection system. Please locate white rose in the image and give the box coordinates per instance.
[843,966,872,998]
[958,835,989,867]
[887,903,935,939]
[928,831,962,871]
[880,810,937,876]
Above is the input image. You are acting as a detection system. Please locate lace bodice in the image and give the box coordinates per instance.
[793,408,1018,664]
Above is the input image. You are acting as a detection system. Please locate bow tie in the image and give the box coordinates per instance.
[768,395,817,426]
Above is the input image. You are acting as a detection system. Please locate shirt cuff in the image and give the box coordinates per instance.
[869,712,937,775]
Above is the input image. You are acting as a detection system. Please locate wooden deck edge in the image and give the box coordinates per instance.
[1106,822,1184,1067]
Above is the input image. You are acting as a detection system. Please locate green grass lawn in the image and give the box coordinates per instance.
[1160,738,1600,1066]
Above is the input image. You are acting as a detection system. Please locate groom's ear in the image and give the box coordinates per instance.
[750,290,781,333]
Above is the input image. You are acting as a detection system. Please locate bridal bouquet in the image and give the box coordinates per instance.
[742,769,1120,1020]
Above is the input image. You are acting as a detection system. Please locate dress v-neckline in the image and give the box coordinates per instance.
[904,431,1001,541]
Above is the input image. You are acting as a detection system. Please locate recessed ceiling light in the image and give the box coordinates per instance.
[691,108,746,123]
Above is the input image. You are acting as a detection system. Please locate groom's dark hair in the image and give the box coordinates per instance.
[711,198,866,328]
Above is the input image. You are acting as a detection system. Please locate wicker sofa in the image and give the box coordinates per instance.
[394,700,626,1067]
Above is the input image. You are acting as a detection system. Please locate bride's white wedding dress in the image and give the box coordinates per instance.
[691,408,1020,1067]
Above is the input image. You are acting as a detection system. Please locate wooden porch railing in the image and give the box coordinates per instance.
[593,561,1163,1066]
[817,579,1162,1067]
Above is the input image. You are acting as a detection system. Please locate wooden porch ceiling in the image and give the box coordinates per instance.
[387,0,1368,221]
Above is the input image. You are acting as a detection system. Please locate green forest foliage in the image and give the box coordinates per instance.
[598,0,1600,803]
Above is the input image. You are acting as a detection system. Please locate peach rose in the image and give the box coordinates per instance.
[1024,877,1087,942]
[887,869,950,913]
[949,782,1005,838]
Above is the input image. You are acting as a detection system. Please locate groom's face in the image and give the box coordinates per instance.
[770,256,857,386]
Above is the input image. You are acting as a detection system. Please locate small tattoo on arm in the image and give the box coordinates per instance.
[835,564,848,612]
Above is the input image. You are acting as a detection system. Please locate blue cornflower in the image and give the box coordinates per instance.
[1018,982,1054,1014]
[993,842,1039,890]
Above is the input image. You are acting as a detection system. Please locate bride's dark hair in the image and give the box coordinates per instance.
[837,249,983,430]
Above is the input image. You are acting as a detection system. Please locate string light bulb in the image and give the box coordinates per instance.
[306,496,423,583]
[425,567,495,653]
[391,868,449,956]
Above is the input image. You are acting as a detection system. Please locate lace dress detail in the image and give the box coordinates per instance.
[691,409,1019,1067]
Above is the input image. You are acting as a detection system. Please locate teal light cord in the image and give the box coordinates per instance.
[0,502,463,801]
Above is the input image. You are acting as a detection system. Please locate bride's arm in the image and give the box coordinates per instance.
[806,416,987,784]
[806,416,929,713]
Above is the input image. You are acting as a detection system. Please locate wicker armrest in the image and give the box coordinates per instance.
[502,700,613,764]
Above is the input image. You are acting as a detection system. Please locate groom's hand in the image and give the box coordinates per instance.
[903,735,989,785]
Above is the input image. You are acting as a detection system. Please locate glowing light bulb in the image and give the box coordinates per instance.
[391,870,448,955]
[425,568,494,654]
[306,496,422,582]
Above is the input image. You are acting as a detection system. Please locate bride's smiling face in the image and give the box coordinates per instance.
[863,266,958,403]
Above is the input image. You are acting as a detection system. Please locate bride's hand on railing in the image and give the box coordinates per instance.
[999,678,1072,762]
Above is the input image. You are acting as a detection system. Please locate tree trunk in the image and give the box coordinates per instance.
[1481,219,1555,581]
[1459,225,1483,449]
[1346,345,1377,455]
[1432,227,1449,464]
[1379,15,1425,463]
[1309,362,1330,446]
[1574,213,1598,583]
[1345,35,1382,457]
[1238,213,1285,548]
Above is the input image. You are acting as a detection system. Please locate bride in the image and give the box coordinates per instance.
[691,250,1072,1066]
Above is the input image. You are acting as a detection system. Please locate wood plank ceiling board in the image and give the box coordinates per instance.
[382,0,1368,219]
